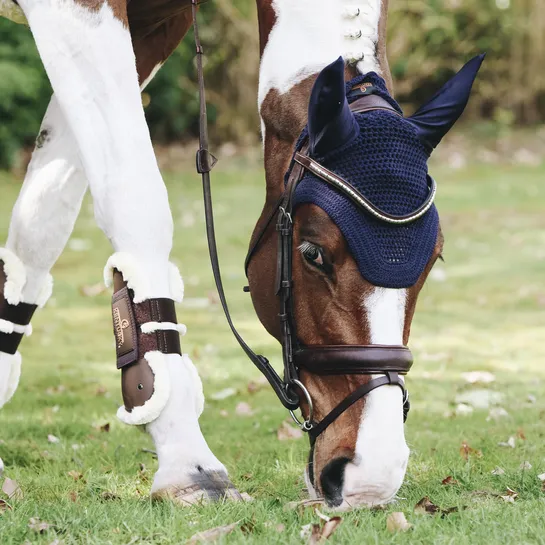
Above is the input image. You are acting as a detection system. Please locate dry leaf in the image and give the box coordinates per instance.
[455,389,503,409]
[67,470,83,481]
[186,521,240,544]
[95,386,107,396]
[414,497,441,516]
[386,512,412,533]
[527,394,537,404]
[498,436,516,448]
[100,423,110,433]
[219,410,229,417]
[240,492,254,502]
[235,402,254,416]
[520,461,532,470]
[441,476,459,486]
[0,499,12,513]
[500,487,518,503]
[460,441,483,461]
[284,499,324,512]
[415,497,457,517]
[537,473,545,482]
[210,388,236,401]
[517,428,527,440]
[308,517,342,544]
[69,491,78,503]
[247,376,268,393]
[2,477,23,500]
[47,434,60,444]
[28,517,54,533]
[491,467,505,475]
[101,492,120,501]
[277,421,303,441]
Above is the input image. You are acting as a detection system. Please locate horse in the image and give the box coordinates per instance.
[0,0,242,505]
[246,0,483,509]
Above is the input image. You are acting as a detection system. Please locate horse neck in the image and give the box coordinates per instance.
[256,0,392,201]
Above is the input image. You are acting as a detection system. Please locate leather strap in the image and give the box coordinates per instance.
[295,345,413,375]
[308,372,407,441]
[0,260,38,355]
[191,0,299,411]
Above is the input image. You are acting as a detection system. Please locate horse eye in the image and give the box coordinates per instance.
[300,243,324,267]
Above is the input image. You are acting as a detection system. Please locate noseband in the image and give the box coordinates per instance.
[192,4,435,480]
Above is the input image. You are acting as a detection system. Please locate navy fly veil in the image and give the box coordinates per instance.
[291,55,484,288]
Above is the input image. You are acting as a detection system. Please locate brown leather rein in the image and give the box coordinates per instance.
[190,3,437,453]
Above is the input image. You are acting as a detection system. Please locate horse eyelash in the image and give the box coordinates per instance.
[298,241,315,254]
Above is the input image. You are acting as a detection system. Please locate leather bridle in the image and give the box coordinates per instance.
[191,1,436,480]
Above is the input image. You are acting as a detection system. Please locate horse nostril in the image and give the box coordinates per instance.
[320,456,351,507]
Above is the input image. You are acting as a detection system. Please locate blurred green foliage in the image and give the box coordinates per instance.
[0,0,543,169]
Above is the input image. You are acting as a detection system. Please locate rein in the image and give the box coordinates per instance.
[191,3,435,457]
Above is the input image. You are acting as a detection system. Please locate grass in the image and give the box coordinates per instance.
[0,153,545,544]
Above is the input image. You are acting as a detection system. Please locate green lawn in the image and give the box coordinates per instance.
[1,154,545,544]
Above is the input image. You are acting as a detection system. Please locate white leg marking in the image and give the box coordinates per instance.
[1,96,86,407]
[7,95,87,303]
[16,0,227,485]
[259,0,382,108]
[340,288,410,506]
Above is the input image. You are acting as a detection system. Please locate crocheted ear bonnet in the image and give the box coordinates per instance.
[291,55,484,288]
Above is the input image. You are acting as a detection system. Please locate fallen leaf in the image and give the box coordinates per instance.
[247,376,268,393]
[498,436,516,448]
[28,517,54,533]
[210,388,236,401]
[0,499,12,512]
[441,476,459,486]
[67,470,84,481]
[100,423,110,433]
[460,441,483,461]
[235,402,254,416]
[310,517,342,543]
[219,410,229,417]
[414,497,457,517]
[414,497,441,516]
[517,428,527,440]
[461,371,496,384]
[519,461,532,470]
[2,477,23,500]
[284,499,324,512]
[386,512,412,533]
[277,421,303,441]
[537,473,545,482]
[500,487,518,503]
[69,491,78,503]
[95,386,107,396]
[47,434,60,444]
[491,467,505,475]
[187,521,240,544]
[100,492,120,501]
[527,394,537,404]
[240,492,254,502]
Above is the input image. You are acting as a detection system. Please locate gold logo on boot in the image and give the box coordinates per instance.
[113,307,130,348]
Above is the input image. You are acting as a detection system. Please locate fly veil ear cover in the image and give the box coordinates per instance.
[406,54,485,153]
[308,57,360,157]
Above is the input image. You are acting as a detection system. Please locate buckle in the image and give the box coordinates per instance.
[287,379,314,431]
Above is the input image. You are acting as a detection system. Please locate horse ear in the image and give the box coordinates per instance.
[407,54,485,153]
[308,57,359,156]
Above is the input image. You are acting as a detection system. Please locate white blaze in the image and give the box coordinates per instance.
[258,0,382,110]
[341,288,409,506]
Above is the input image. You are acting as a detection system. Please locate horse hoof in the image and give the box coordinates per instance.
[151,469,242,505]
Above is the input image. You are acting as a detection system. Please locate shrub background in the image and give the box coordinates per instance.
[0,0,543,168]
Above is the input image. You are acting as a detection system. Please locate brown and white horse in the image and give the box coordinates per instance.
[249,0,481,509]
[0,0,240,504]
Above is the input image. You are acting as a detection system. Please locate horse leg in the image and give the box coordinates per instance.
[16,0,239,503]
[0,95,87,408]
